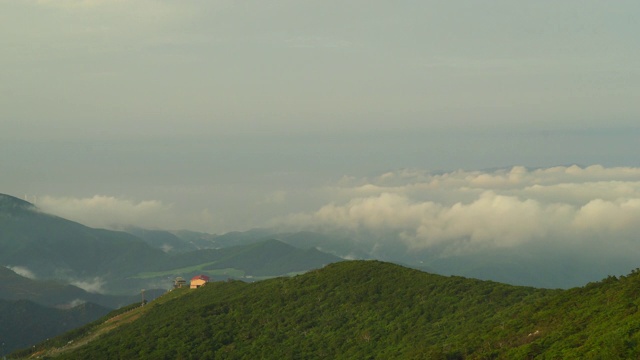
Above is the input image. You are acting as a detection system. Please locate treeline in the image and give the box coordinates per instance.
[14,261,640,359]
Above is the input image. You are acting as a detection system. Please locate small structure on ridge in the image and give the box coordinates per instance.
[174,277,187,289]
[190,274,210,289]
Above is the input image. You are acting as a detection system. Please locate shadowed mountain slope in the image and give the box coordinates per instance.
[0,299,110,356]
[0,194,166,291]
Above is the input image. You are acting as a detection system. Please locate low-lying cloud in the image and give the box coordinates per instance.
[37,195,218,232]
[36,165,640,261]
[7,265,37,280]
[38,195,173,230]
[70,277,106,294]
[277,165,640,256]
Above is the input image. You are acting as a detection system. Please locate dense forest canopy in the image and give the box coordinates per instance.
[13,261,640,359]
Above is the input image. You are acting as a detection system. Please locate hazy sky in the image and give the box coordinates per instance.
[2,1,640,238]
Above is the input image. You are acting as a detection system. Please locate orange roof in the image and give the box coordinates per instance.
[191,274,210,281]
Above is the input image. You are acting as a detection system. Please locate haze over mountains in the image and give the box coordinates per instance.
[2,180,640,356]
[0,193,340,293]
[28,164,640,289]
[0,193,341,355]
[3,162,640,356]
[3,1,639,358]
[4,187,640,293]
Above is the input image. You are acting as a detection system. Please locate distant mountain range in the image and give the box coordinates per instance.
[5,190,640,357]
[4,191,637,294]
[136,226,636,289]
[0,266,160,309]
[16,261,640,359]
[0,192,345,355]
[0,194,166,293]
[0,193,343,295]
[121,227,219,253]
[175,227,640,289]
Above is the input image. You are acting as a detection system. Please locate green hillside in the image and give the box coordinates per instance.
[18,260,640,359]
[0,299,110,356]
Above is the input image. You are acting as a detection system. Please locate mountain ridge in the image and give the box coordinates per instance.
[0,193,35,212]
[0,193,166,292]
[19,260,640,359]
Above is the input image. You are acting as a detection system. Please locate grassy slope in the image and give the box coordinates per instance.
[17,261,549,359]
[9,288,189,359]
[14,261,640,359]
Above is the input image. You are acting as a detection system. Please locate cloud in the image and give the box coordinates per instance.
[70,277,106,294]
[35,165,640,261]
[38,195,172,229]
[160,244,174,253]
[67,298,87,308]
[7,266,37,280]
[38,195,220,232]
[276,165,640,256]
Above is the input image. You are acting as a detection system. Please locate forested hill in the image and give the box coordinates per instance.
[13,261,640,359]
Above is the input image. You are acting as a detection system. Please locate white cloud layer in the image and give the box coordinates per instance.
[277,165,640,256]
[37,194,221,232]
[35,165,640,260]
[70,277,106,294]
[7,265,37,280]
[38,195,172,229]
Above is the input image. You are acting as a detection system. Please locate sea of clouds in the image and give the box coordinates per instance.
[38,165,640,260]
[277,165,640,257]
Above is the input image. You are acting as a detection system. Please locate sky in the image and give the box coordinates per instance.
[2,0,640,256]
